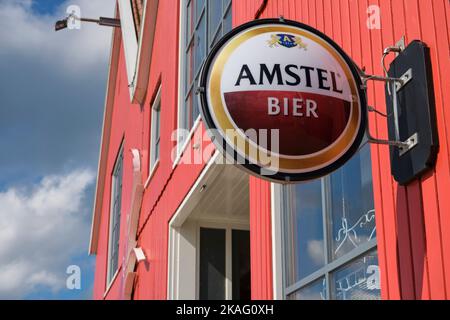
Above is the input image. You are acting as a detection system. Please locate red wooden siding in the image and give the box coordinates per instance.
[94,0,220,299]
[249,177,273,300]
[235,0,450,300]
[233,3,275,301]
[93,0,450,300]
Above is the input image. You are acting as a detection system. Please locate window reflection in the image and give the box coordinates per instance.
[332,251,380,300]
[330,143,375,260]
[285,179,324,286]
[288,278,326,300]
[194,15,206,75]
[283,143,379,300]
[182,0,233,134]
[209,0,222,41]
[196,0,205,20]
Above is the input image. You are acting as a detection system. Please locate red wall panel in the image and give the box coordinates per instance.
[236,0,450,300]
[249,177,273,300]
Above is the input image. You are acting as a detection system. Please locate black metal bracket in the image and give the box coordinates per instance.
[362,72,418,154]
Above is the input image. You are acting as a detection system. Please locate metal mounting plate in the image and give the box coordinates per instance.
[395,68,413,92]
[395,36,406,54]
[399,132,419,156]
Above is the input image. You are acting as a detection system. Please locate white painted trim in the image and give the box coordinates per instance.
[121,148,144,300]
[133,247,146,262]
[118,0,159,104]
[118,0,139,97]
[144,159,159,189]
[169,151,220,227]
[123,271,137,298]
[271,183,285,300]
[193,217,250,226]
[167,152,252,300]
[131,0,159,104]
[104,267,120,298]
[89,5,121,255]
[176,0,186,156]
[167,151,220,299]
[172,115,202,169]
[195,221,200,300]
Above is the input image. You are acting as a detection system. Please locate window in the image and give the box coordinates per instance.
[283,142,380,300]
[231,230,251,300]
[179,0,233,147]
[130,0,144,39]
[107,143,124,285]
[199,228,226,300]
[199,227,250,300]
[149,87,161,173]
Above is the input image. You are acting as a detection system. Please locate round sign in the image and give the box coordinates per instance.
[199,19,367,183]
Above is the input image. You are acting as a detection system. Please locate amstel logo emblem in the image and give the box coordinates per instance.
[199,19,367,183]
[267,33,308,50]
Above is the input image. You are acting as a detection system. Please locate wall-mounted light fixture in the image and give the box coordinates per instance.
[55,14,121,31]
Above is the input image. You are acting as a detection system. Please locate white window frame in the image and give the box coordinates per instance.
[106,142,125,288]
[271,183,285,299]
[149,86,161,177]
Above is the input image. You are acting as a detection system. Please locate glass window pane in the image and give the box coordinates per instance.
[195,0,205,22]
[192,82,200,123]
[200,228,226,300]
[223,0,232,11]
[232,230,251,300]
[223,6,232,34]
[109,146,124,283]
[209,0,222,42]
[330,143,376,260]
[185,92,193,130]
[155,139,160,161]
[185,43,194,94]
[287,278,326,300]
[210,30,220,48]
[194,15,206,75]
[285,180,325,286]
[332,251,381,300]
[155,107,160,137]
[186,0,194,43]
[151,103,161,167]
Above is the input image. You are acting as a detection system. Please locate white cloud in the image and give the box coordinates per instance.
[0,0,115,298]
[307,239,324,266]
[0,169,95,298]
[0,0,116,75]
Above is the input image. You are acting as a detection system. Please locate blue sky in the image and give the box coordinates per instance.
[0,0,115,299]
[31,0,65,15]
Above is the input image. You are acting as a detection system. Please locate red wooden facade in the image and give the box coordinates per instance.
[91,0,450,300]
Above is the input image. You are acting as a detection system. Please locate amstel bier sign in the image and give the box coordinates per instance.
[199,19,367,183]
